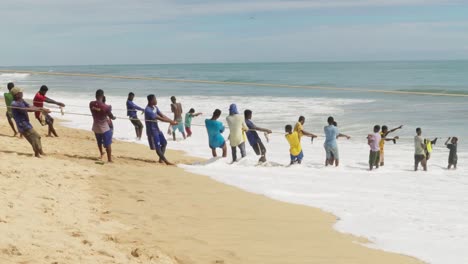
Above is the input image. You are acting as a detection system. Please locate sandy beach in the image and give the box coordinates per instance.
[0,117,423,264]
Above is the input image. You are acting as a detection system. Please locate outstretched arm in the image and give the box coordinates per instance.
[445,137,451,146]
[337,133,351,139]
[302,130,317,138]
[157,112,177,125]
[45,97,65,107]
[384,125,403,136]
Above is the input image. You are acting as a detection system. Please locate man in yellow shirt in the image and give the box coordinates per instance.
[285,124,304,165]
[379,125,403,166]
[294,116,317,140]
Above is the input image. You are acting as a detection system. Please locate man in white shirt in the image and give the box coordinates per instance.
[414,127,427,171]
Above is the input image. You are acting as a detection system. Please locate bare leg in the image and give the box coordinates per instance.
[172,132,176,141]
[182,132,186,140]
[421,158,427,171]
[7,116,18,136]
[222,145,227,158]
[335,159,339,167]
[98,144,104,160]
[137,127,143,140]
[105,146,112,162]
[211,148,217,157]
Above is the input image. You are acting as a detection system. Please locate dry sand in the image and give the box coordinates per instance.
[0,117,423,264]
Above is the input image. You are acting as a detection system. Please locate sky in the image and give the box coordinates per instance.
[1,0,468,66]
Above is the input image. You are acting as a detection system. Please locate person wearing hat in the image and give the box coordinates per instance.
[33,85,65,137]
[226,103,248,162]
[10,87,50,157]
[3,82,19,137]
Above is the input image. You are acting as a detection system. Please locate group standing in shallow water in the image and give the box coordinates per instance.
[2,84,460,171]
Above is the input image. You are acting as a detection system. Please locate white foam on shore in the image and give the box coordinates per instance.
[31,93,467,264]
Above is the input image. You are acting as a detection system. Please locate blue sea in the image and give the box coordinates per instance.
[2,61,467,144]
[2,61,468,264]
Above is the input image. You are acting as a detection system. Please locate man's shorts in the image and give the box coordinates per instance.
[37,113,53,126]
[95,130,113,148]
[130,118,143,129]
[414,154,426,163]
[252,141,266,156]
[185,126,192,136]
[148,131,167,150]
[290,151,304,162]
[173,118,184,133]
[325,144,339,160]
[209,139,226,150]
[369,150,380,165]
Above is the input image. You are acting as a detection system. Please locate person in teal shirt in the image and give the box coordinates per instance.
[4,82,18,136]
[205,109,226,158]
[184,108,202,137]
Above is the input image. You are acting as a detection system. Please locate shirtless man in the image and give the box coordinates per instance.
[170,96,186,140]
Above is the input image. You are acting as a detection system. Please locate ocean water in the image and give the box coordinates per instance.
[1,61,468,264]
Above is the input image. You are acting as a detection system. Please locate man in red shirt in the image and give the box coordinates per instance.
[90,89,115,163]
[33,85,65,137]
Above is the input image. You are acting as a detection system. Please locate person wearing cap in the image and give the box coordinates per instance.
[4,82,19,137]
[226,103,248,162]
[33,85,65,137]
[10,87,50,157]
[89,89,115,163]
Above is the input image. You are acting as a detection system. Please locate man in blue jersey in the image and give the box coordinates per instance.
[126,92,145,140]
[244,109,272,163]
[145,94,177,165]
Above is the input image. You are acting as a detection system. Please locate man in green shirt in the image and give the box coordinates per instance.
[184,108,202,137]
[4,82,18,136]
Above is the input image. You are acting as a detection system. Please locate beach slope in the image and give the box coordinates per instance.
[0,121,422,264]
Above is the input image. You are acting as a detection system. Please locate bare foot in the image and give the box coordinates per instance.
[164,161,175,166]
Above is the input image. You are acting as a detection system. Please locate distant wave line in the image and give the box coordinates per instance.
[1,69,468,97]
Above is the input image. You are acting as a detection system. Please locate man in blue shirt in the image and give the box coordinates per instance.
[10,87,50,158]
[244,109,272,163]
[126,92,145,140]
[324,116,350,167]
[145,94,177,165]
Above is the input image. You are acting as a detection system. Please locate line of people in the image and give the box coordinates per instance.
[3,84,459,170]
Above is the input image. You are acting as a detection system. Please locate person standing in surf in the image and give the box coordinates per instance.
[170,96,186,141]
[285,124,303,165]
[379,125,403,166]
[294,116,317,141]
[445,137,458,170]
[145,94,177,165]
[126,92,145,140]
[367,125,382,171]
[414,127,427,171]
[226,104,248,162]
[324,116,350,167]
[244,109,272,163]
[205,109,227,158]
[185,108,202,137]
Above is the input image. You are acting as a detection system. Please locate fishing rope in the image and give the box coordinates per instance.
[2,69,468,97]
[0,104,453,142]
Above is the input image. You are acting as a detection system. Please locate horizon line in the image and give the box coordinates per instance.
[1,59,468,68]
